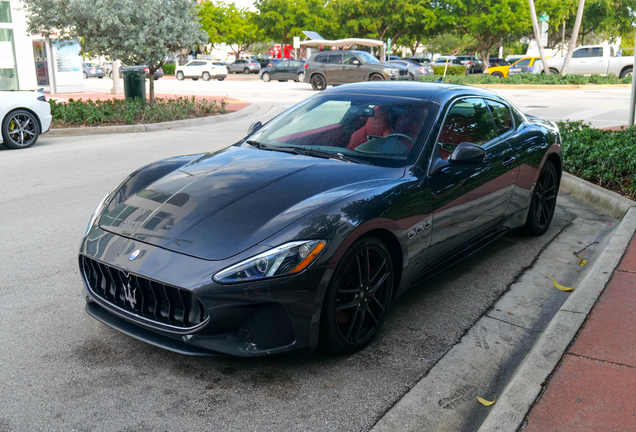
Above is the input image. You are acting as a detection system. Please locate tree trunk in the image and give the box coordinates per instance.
[149,70,155,106]
[561,0,585,75]
[528,0,550,75]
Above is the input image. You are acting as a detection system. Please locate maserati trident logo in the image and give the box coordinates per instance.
[123,274,137,308]
[128,249,141,261]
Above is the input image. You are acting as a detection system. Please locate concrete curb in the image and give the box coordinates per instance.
[478,206,636,431]
[470,84,631,90]
[560,172,636,220]
[46,102,261,138]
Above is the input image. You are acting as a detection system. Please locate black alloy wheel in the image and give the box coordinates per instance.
[1,109,40,149]
[522,161,558,236]
[321,237,394,353]
[202,72,210,81]
[369,74,385,81]
[262,72,271,82]
[310,74,326,90]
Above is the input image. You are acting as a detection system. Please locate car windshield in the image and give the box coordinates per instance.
[242,94,438,168]
[356,52,380,64]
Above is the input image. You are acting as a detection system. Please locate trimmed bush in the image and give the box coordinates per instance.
[558,121,636,198]
[432,65,466,76]
[49,96,227,127]
[162,64,176,75]
[421,73,632,85]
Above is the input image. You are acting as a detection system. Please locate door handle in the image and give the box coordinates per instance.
[502,156,516,167]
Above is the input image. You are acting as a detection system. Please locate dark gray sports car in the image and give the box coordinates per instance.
[79,82,562,357]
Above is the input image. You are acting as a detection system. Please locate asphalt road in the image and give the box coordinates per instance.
[80,75,636,128]
[0,100,583,431]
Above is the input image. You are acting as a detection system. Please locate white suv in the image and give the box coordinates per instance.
[175,60,228,81]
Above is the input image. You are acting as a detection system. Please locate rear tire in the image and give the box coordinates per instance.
[262,72,271,82]
[520,161,559,236]
[620,67,633,78]
[320,236,394,354]
[1,109,40,149]
[83,72,88,79]
[369,74,385,81]
[310,74,327,90]
[192,78,198,81]
[243,68,250,74]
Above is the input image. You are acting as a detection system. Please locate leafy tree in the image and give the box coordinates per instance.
[437,0,530,69]
[198,2,262,59]
[23,0,207,105]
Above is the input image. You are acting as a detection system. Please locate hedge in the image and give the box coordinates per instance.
[558,121,636,198]
[162,64,176,75]
[432,65,466,75]
[421,73,632,85]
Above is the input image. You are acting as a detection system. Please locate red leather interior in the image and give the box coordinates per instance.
[347,106,392,150]
[393,107,428,150]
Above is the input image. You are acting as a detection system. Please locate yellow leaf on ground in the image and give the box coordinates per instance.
[579,258,587,266]
[549,273,574,292]
[477,396,496,406]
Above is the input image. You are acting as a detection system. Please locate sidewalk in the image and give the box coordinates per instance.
[522,235,636,431]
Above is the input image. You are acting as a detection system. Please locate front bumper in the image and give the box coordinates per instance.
[79,228,332,357]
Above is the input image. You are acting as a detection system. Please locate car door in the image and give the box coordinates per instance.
[585,47,606,75]
[568,48,588,74]
[508,58,531,74]
[325,53,343,83]
[274,61,290,79]
[426,97,517,259]
[339,52,362,83]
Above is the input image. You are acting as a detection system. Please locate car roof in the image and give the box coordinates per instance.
[322,82,509,105]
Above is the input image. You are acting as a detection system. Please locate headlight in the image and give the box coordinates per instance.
[383,68,398,75]
[84,193,110,237]
[484,69,490,74]
[213,240,326,284]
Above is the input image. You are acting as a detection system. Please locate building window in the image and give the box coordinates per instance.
[0,29,18,90]
[0,1,11,23]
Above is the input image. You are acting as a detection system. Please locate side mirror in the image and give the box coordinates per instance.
[449,142,486,164]
[353,60,360,65]
[247,121,263,136]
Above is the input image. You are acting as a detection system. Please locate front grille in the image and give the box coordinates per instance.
[81,256,207,330]
[400,68,408,76]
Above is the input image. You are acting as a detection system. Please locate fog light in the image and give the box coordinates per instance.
[256,258,268,273]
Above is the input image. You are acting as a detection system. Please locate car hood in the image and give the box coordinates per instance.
[99,146,398,260]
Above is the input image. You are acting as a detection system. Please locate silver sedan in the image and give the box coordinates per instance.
[386,60,433,80]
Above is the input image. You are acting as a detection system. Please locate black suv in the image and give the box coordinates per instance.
[304,50,408,90]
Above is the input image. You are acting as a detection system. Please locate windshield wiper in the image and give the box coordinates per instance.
[247,141,372,165]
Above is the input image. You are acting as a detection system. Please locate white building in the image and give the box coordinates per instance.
[0,0,83,93]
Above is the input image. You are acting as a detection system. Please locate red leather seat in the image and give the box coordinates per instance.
[347,106,392,150]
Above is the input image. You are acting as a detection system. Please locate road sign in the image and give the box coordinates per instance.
[293,36,300,49]
[539,14,549,22]
[387,38,392,53]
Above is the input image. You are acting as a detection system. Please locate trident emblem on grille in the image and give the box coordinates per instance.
[123,273,137,308]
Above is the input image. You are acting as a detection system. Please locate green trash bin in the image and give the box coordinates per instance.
[123,70,146,100]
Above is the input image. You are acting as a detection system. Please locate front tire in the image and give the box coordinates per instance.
[176,71,184,80]
[549,68,560,75]
[521,161,558,236]
[243,68,250,74]
[1,109,40,149]
[262,72,271,82]
[369,74,385,81]
[296,72,305,82]
[310,74,327,90]
[202,72,210,81]
[320,237,394,354]
[83,72,88,79]
[408,72,415,81]
[492,72,504,78]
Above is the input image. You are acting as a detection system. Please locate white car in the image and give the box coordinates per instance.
[175,60,228,81]
[1,91,52,149]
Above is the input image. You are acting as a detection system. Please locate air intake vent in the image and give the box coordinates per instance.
[81,256,207,331]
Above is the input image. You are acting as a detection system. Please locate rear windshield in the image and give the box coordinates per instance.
[242,94,438,168]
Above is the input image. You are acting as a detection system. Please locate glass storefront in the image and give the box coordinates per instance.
[32,40,49,86]
[0,28,18,90]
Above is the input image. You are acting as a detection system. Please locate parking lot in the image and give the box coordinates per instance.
[0,82,629,431]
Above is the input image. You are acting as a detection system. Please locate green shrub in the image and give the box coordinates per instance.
[432,65,466,76]
[420,73,632,85]
[49,96,227,127]
[162,64,176,75]
[558,120,636,198]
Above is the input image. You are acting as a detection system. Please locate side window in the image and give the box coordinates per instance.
[328,53,342,64]
[437,98,496,154]
[573,48,588,58]
[515,58,531,67]
[342,53,357,64]
[277,61,289,68]
[589,47,603,57]
[486,100,513,136]
[314,54,328,63]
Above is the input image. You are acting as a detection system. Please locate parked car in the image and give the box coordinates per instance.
[0,90,51,149]
[433,58,463,66]
[508,57,548,76]
[227,59,261,74]
[304,50,408,90]
[387,55,402,61]
[118,65,164,80]
[79,82,562,357]
[456,55,483,74]
[266,58,283,68]
[488,58,509,67]
[175,60,227,81]
[543,45,633,77]
[408,57,433,65]
[483,57,542,78]
[82,63,106,79]
[259,59,306,82]
[386,59,433,80]
[256,57,272,68]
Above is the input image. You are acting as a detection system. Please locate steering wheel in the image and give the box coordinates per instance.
[383,133,415,144]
